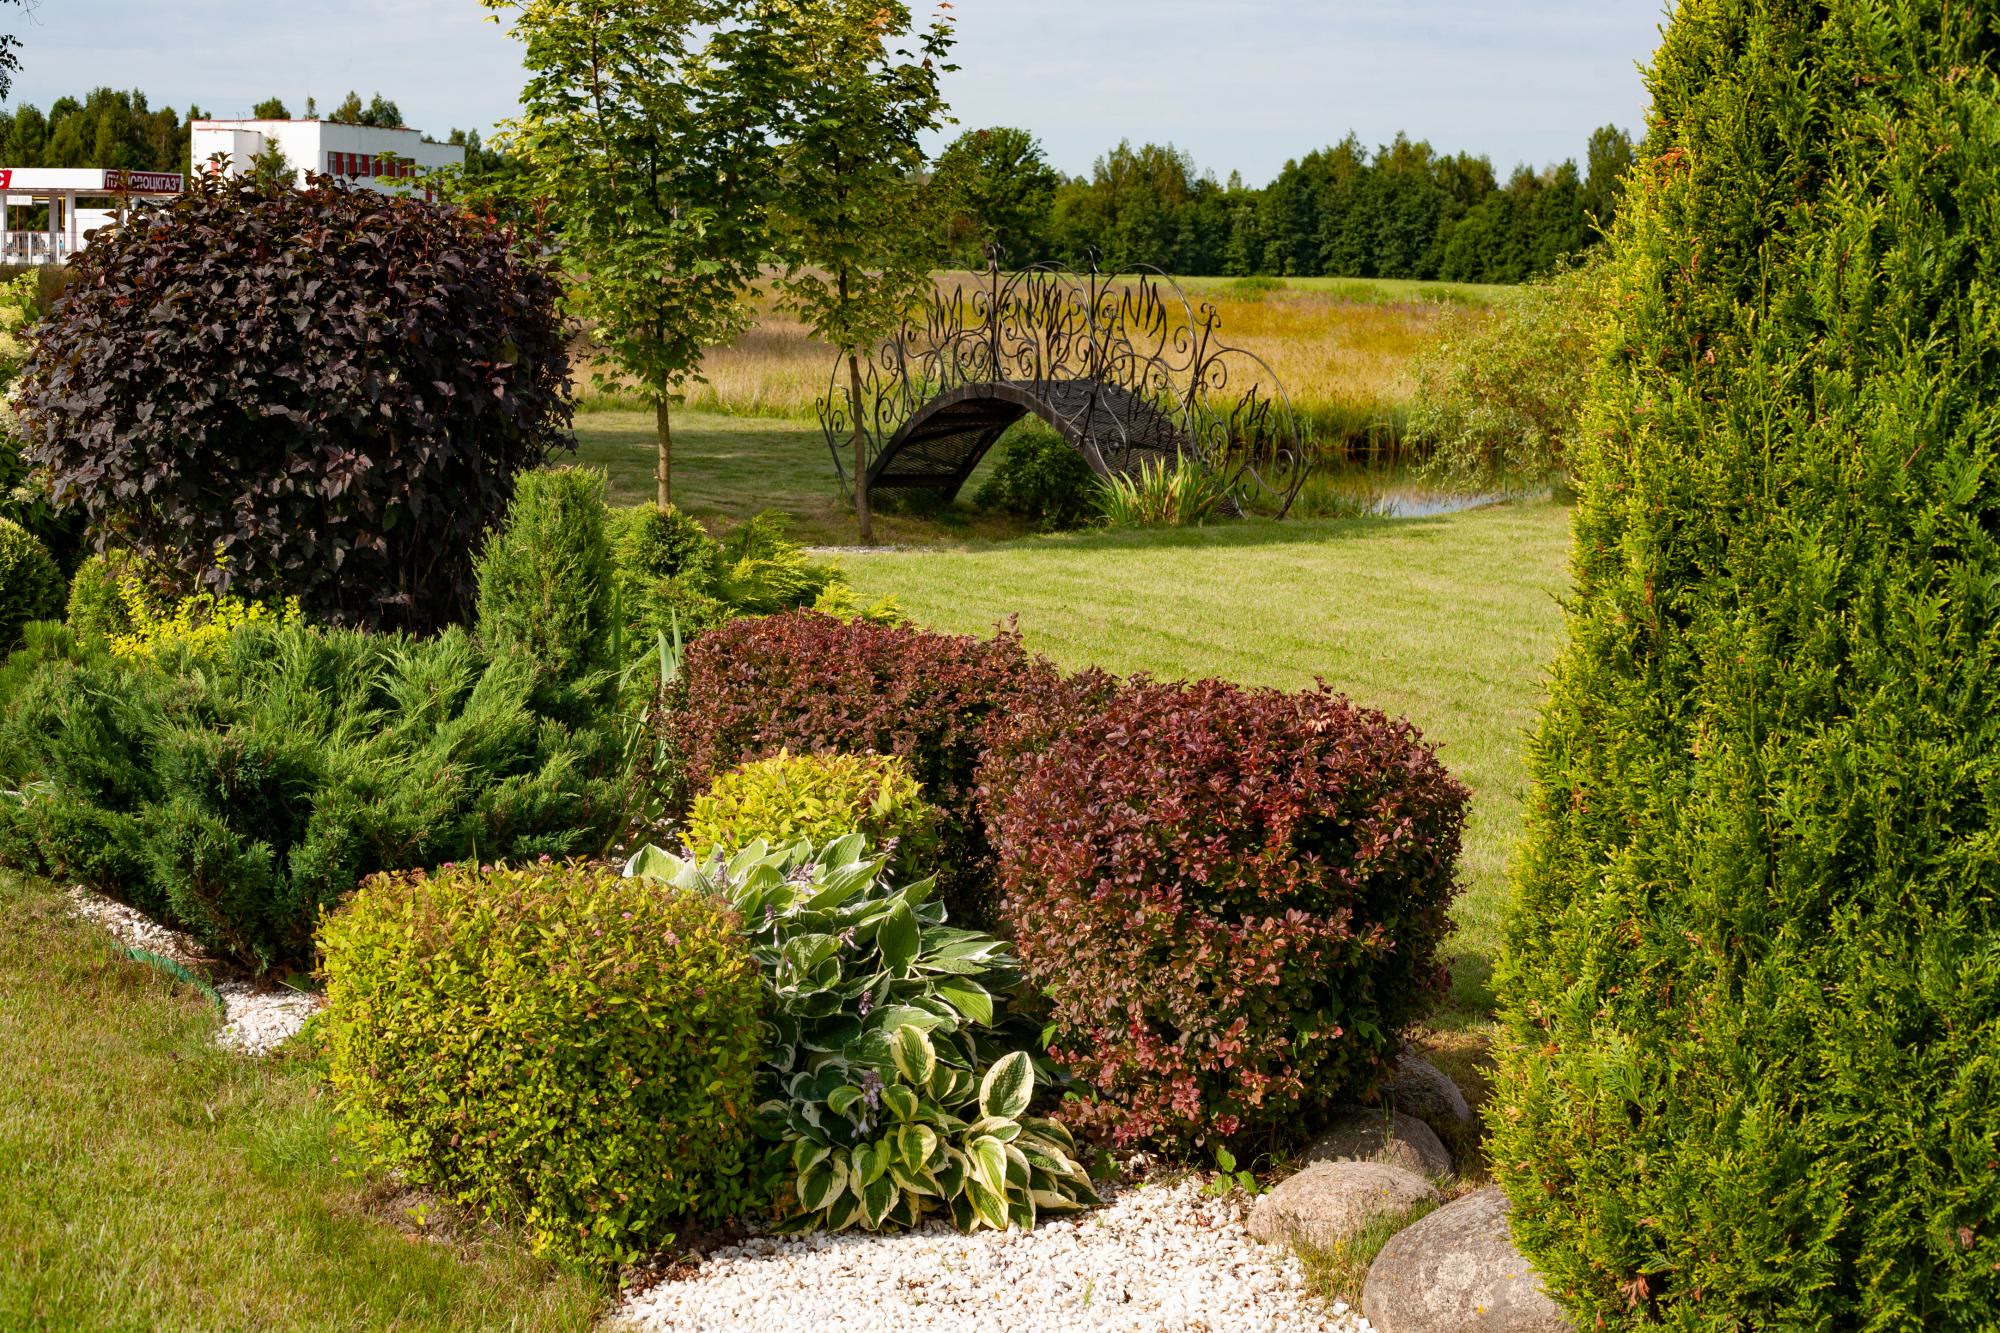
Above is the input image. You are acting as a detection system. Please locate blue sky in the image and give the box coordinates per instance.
[4,0,1667,184]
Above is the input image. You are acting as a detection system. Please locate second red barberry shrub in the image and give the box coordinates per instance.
[987,676,1469,1152]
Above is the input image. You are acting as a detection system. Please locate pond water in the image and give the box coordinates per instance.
[1290,459,1543,521]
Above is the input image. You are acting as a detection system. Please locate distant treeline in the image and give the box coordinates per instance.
[938,126,1637,284]
[0,87,490,176]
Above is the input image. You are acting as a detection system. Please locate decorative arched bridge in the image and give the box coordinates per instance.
[817,253,1312,518]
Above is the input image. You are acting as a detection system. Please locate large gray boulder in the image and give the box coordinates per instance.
[1362,1186,1572,1332]
[1247,1161,1439,1252]
[1303,1108,1453,1179]
[1379,1051,1474,1133]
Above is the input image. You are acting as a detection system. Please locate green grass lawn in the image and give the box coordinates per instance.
[836,499,1574,1022]
[0,875,605,1331]
[572,408,1025,546]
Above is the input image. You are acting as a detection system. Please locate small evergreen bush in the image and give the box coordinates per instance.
[0,623,628,969]
[974,423,1098,529]
[63,550,133,644]
[687,750,939,876]
[989,677,1467,1152]
[1491,3,2000,1327]
[673,612,1058,927]
[15,172,573,633]
[321,860,761,1267]
[475,466,616,715]
[0,516,62,651]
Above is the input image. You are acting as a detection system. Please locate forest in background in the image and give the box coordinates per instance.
[0,87,1631,285]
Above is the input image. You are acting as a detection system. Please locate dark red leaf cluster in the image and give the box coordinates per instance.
[986,677,1469,1152]
[672,611,1057,926]
[16,171,573,633]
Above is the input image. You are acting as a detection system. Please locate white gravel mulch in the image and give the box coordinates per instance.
[609,1176,1371,1333]
[65,884,322,1056]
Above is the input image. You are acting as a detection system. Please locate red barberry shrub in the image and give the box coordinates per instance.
[672,611,1056,925]
[990,677,1468,1152]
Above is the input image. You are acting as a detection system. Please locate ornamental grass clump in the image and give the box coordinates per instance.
[1490,3,2000,1327]
[320,859,762,1267]
[625,834,1098,1233]
[988,677,1467,1152]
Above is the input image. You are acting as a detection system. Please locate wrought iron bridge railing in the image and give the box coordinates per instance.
[816,250,1313,517]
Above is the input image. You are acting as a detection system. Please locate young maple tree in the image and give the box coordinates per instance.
[487,0,771,507]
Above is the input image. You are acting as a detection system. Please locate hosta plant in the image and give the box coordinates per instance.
[624,834,1099,1232]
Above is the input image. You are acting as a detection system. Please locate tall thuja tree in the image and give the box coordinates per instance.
[490,0,769,507]
[1490,2,2000,1329]
[750,0,954,542]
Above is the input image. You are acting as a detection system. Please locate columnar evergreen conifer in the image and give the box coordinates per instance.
[1491,2,2000,1328]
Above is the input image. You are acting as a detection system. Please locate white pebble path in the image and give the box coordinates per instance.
[609,1176,1371,1333]
[66,884,321,1055]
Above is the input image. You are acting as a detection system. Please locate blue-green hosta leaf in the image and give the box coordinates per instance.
[934,979,994,1026]
[881,1083,919,1123]
[979,1051,1034,1121]
[877,900,919,973]
[805,858,879,911]
[891,1024,937,1085]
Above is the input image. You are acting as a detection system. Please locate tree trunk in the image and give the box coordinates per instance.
[655,395,672,510]
[847,351,872,543]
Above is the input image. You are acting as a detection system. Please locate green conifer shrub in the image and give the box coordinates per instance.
[475,466,616,716]
[0,515,61,651]
[320,860,762,1267]
[1490,4,2000,1327]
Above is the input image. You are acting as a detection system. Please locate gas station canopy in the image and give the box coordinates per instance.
[0,167,185,266]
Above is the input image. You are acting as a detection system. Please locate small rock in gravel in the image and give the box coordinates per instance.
[611,1176,1372,1332]
[1247,1162,1439,1253]
[1361,1186,1570,1333]
[1375,1053,1473,1134]
[1303,1109,1453,1179]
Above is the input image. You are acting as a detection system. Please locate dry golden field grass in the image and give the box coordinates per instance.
[574,272,1504,451]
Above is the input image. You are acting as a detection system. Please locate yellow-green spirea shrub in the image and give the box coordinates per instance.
[1490,3,2000,1328]
[319,860,763,1267]
[687,750,939,876]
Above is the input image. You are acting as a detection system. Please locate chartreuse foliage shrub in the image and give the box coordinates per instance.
[989,677,1467,1152]
[673,612,1060,927]
[0,623,627,969]
[0,515,62,651]
[626,835,1098,1233]
[14,170,573,633]
[320,860,761,1267]
[475,466,616,715]
[106,581,302,663]
[1489,3,2000,1328]
[687,750,939,877]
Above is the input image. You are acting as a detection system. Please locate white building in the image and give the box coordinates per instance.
[189,118,464,193]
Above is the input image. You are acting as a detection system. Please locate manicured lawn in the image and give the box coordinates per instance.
[0,875,605,1331]
[571,407,1024,546]
[838,499,1574,1022]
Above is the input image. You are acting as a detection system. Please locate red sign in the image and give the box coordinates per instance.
[102,170,184,194]
[0,170,11,189]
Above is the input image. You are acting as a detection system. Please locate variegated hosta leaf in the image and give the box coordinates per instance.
[979,1050,1034,1121]
[881,1083,919,1123]
[891,1024,936,1086]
